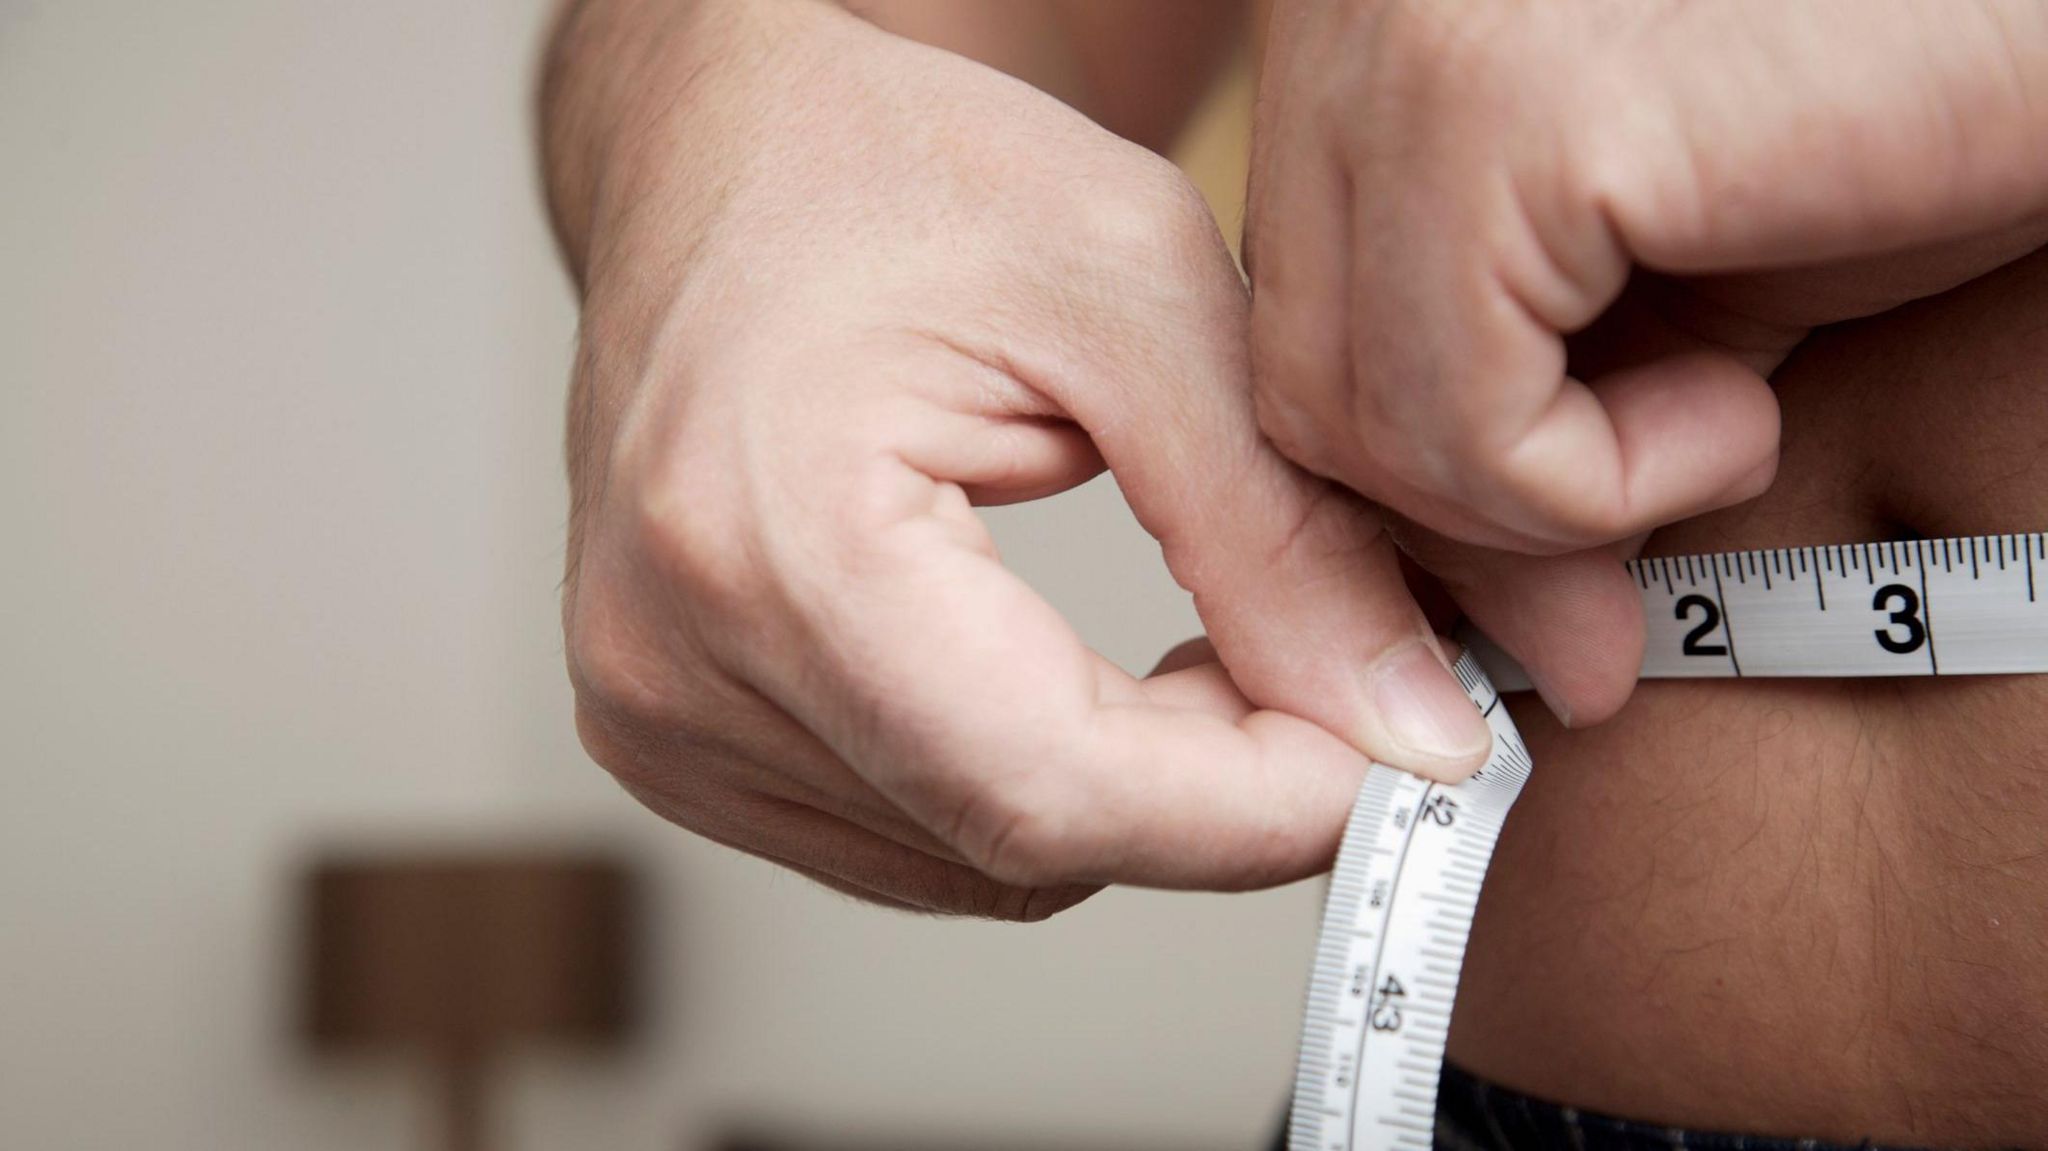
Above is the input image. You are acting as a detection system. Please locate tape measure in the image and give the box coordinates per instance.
[1289,532,2048,1151]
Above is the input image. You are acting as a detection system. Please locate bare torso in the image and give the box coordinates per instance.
[1450,249,2048,1148]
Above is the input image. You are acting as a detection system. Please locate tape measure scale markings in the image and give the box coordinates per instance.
[1290,650,1528,1151]
[1475,532,2048,689]
[1289,533,2048,1151]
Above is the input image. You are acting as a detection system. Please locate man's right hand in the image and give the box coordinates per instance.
[1245,0,2048,724]
[543,0,1493,917]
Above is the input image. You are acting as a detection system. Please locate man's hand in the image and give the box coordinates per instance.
[1249,0,2048,721]
[541,0,1493,917]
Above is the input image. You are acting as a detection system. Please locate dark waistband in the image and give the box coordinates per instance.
[1434,1063,1956,1151]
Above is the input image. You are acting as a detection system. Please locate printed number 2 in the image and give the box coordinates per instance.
[1872,583,1927,654]
[1675,594,1728,657]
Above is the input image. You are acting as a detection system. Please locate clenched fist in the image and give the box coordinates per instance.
[541,0,1494,918]
[1249,0,2048,719]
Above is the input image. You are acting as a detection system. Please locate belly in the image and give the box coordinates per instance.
[1447,250,2048,1147]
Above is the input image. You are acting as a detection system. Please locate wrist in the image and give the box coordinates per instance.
[541,0,831,287]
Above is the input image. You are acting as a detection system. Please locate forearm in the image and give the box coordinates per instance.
[848,1,1246,151]
[536,0,1242,285]
[537,0,748,288]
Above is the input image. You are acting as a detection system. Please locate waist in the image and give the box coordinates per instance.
[1433,1061,1986,1151]
[1448,669,2048,1146]
[1441,243,2048,1147]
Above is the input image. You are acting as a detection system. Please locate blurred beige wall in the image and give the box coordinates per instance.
[0,4,1317,1149]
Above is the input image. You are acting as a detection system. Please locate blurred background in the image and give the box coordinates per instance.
[0,3,1321,1148]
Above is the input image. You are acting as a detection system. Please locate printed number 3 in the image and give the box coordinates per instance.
[1872,583,1927,654]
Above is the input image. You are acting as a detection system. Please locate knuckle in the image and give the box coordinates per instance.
[572,694,684,805]
[909,865,1089,922]
[1490,456,1630,545]
[1076,154,1221,266]
[845,865,1093,923]
[564,581,678,731]
[630,461,754,616]
[1567,499,1634,540]
[979,819,1069,888]
[952,775,1086,889]
[571,695,640,774]
[563,563,743,752]
[1560,507,1635,547]
[569,667,710,806]
[605,753,726,836]
[979,881,1096,923]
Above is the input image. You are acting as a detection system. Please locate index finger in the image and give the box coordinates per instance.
[773,469,1385,890]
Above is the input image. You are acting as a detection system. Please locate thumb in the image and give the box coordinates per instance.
[1390,517,1645,729]
[1027,177,1494,778]
[1157,466,1494,779]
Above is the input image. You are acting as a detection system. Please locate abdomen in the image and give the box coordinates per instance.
[1448,248,2048,1148]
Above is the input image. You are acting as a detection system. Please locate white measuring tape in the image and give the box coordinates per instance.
[1289,533,2048,1151]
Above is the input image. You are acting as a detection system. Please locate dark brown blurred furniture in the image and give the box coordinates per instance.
[301,852,639,1151]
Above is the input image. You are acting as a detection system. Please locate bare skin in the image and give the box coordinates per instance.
[540,0,1503,921]
[537,1,2048,1144]
[1453,249,2048,1146]
[1244,7,2048,1141]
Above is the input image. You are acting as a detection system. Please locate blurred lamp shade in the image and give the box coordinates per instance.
[301,852,639,1151]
